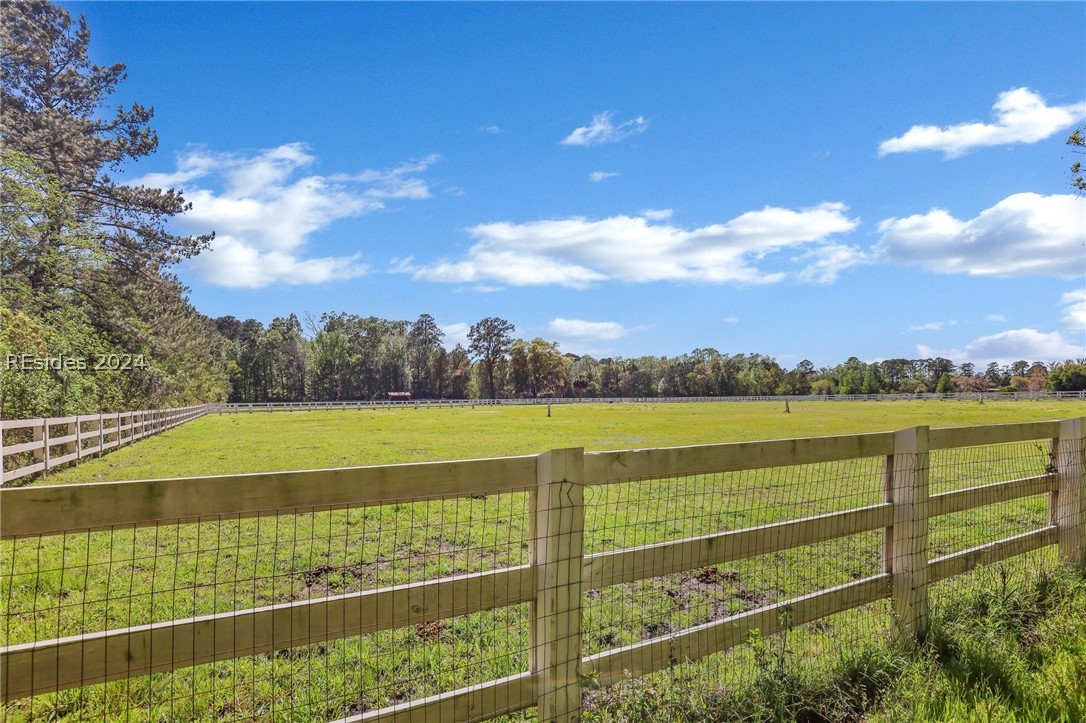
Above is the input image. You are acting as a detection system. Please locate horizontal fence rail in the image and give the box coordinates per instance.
[1,418,1083,722]
[0,405,212,486]
[213,390,1086,413]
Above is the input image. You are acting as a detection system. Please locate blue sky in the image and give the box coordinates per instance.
[70,1,1085,368]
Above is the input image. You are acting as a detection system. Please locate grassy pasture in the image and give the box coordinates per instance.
[40,399,1086,483]
[4,400,1086,721]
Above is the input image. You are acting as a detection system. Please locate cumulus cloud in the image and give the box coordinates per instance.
[875,193,1085,278]
[131,145,436,288]
[546,318,636,343]
[561,111,648,146]
[640,209,674,220]
[918,328,1086,365]
[1061,289,1086,332]
[400,204,861,289]
[588,171,619,182]
[879,88,1086,157]
[987,314,1007,322]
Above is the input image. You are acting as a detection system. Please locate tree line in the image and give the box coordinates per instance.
[214,312,1086,403]
[3,1,1084,421]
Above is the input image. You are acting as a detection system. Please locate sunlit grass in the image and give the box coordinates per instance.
[3,400,1085,720]
[41,399,1086,483]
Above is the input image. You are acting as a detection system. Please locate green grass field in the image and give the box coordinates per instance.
[42,399,1086,483]
[5,400,1086,722]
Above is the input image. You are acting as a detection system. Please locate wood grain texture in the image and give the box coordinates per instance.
[0,455,537,539]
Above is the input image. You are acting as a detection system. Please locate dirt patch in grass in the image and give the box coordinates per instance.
[292,560,392,598]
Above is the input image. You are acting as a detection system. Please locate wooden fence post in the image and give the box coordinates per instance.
[33,420,50,477]
[1055,417,1085,566]
[887,426,930,641]
[68,420,79,459]
[531,448,586,722]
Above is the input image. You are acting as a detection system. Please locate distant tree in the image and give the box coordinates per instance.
[408,314,443,397]
[447,344,473,399]
[468,317,514,399]
[879,358,913,391]
[1069,126,1085,194]
[839,365,864,395]
[861,368,882,395]
[431,346,449,399]
[1,0,211,306]
[1046,362,1086,392]
[927,357,956,381]
[984,362,1006,386]
[935,373,954,394]
[1029,361,1049,377]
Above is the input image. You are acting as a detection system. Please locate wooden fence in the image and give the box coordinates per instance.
[0,404,211,485]
[0,418,1083,722]
[214,391,1086,413]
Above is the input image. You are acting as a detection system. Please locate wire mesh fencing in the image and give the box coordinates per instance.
[1,488,534,721]
[1,420,1081,722]
[579,457,893,721]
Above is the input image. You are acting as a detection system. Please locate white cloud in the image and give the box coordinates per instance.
[1061,289,1086,332]
[479,125,503,134]
[875,193,1085,278]
[401,203,860,289]
[546,318,636,343]
[723,317,739,324]
[131,145,436,288]
[186,235,366,289]
[793,242,868,284]
[588,171,619,182]
[640,209,674,221]
[440,322,470,350]
[879,88,1086,157]
[561,111,648,146]
[987,314,1006,322]
[909,320,958,332]
[918,328,1086,365]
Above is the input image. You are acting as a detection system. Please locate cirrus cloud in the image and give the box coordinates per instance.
[561,111,648,146]
[878,88,1086,158]
[400,204,862,289]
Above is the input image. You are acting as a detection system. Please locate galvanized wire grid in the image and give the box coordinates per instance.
[581,458,891,719]
[1,489,532,721]
[1,438,1072,722]
[927,441,1061,616]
